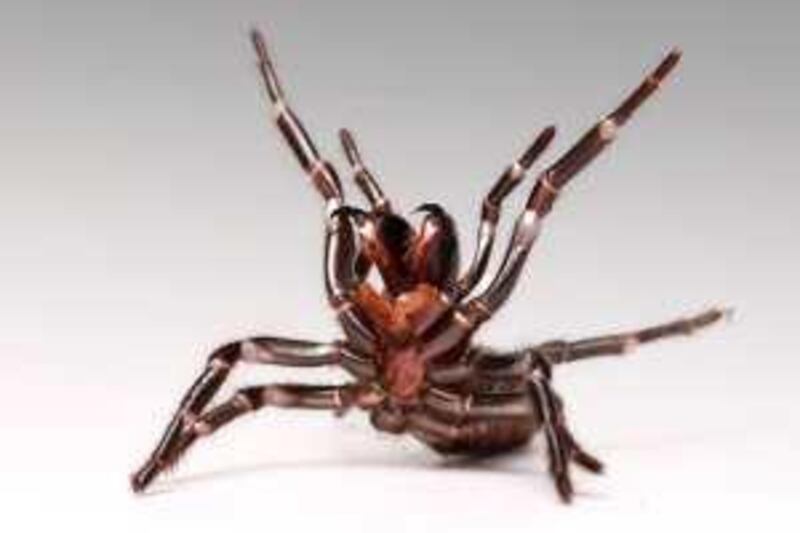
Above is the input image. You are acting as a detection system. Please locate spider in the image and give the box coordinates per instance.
[131,29,728,502]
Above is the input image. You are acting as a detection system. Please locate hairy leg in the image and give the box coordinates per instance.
[325,208,381,352]
[250,30,377,350]
[467,49,683,321]
[251,29,342,206]
[455,126,555,299]
[419,50,684,362]
[132,383,362,492]
[529,376,603,503]
[532,307,731,365]
[339,128,392,213]
[130,337,368,492]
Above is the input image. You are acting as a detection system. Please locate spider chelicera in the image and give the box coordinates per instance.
[131,29,728,502]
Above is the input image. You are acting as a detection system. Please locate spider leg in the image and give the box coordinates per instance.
[339,128,392,213]
[131,383,363,492]
[419,50,683,362]
[531,48,683,215]
[529,376,603,503]
[250,30,377,352]
[419,355,600,503]
[325,208,380,353]
[454,126,556,300]
[558,424,604,474]
[251,29,343,207]
[532,307,731,365]
[130,337,370,493]
[465,49,683,322]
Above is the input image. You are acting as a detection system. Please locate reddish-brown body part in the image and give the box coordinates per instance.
[131,29,728,503]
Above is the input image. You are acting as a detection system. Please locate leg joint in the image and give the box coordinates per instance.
[207,341,241,368]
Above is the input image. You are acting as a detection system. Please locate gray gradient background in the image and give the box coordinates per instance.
[1,0,797,531]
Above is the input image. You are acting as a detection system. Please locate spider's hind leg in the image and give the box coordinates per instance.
[529,376,604,503]
[532,307,731,366]
[133,383,360,492]
[130,337,363,493]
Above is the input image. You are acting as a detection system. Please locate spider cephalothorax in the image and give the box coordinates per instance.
[131,29,728,502]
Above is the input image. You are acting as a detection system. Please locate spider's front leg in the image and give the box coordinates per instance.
[419,50,683,362]
[251,29,342,205]
[251,29,379,352]
[465,48,683,322]
[325,207,382,353]
[130,337,371,493]
[454,125,555,299]
[339,128,392,213]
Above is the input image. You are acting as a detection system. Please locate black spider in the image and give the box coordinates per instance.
[131,29,727,502]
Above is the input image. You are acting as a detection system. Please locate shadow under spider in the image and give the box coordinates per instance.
[151,444,544,494]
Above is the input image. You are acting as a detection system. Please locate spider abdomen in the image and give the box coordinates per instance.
[410,389,542,456]
[426,417,539,456]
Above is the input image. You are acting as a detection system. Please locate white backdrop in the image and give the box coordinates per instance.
[1,1,797,531]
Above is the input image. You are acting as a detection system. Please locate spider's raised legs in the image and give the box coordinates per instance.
[339,128,392,213]
[251,29,342,206]
[417,49,684,362]
[468,48,684,321]
[325,208,382,352]
[454,125,556,300]
[130,337,371,492]
[251,30,381,352]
